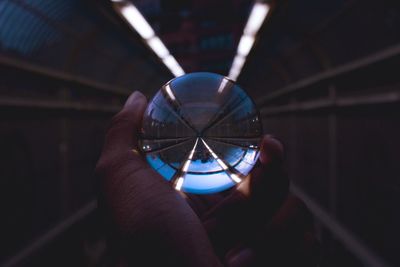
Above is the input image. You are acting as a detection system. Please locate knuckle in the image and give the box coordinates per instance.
[109,110,130,128]
[95,151,134,177]
[95,157,110,176]
[108,109,139,132]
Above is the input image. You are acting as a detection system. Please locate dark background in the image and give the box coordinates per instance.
[1,0,399,266]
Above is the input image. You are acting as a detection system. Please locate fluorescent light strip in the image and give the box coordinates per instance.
[230,174,242,183]
[114,2,185,77]
[201,139,242,184]
[163,55,185,77]
[237,35,255,56]
[120,5,154,39]
[228,2,270,81]
[244,2,270,36]
[229,55,246,79]
[188,151,195,160]
[188,138,199,159]
[201,139,226,169]
[174,138,199,191]
[201,138,211,150]
[182,160,191,172]
[217,78,229,93]
[147,36,170,58]
[175,177,184,190]
[201,140,219,160]
[217,159,228,170]
[164,84,176,101]
[181,138,199,172]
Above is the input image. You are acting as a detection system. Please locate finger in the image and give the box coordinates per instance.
[259,134,284,164]
[251,196,320,266]
[237,134,285,198]
[224,246,255,267]
[201,136,289,253]
[203,135,287,222]
[183,136,283,217]
[244,135,288,205]
[97,91,148,186]
[103,91,147,155]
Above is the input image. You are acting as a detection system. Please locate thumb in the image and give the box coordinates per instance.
[102,91,147,156]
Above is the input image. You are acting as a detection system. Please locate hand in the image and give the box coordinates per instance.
[95,91,319,267]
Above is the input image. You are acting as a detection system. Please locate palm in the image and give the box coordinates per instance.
[96,91,318,267]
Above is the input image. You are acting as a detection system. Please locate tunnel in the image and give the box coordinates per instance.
[1,0,399,266]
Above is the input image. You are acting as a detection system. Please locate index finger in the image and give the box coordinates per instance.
[201,136,289,247]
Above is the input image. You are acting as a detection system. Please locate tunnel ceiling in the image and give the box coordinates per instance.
[239,0,400,99]
[131,0,254,75]
[2,0,400,100]
[0,0,173,98]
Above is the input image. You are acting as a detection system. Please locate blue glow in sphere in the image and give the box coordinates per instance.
[140,72,262,194]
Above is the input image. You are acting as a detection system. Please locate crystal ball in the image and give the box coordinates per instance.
[140,72,262,194]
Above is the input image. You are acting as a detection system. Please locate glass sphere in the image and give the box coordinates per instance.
[140,72,262,194]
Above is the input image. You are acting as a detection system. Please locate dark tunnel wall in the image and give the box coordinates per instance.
[0,0,172,264]
[1,0,400,266]
[240,0,400,266]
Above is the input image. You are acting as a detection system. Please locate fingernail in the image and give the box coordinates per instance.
[124,91,145,108]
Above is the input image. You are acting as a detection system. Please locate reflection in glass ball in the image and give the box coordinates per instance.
[140,72,262,194]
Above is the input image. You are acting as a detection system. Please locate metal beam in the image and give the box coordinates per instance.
[0,55,131,97]
[257,43,400,106]
[260,92,400,116]
[0,97,121,113]
[2,200,97,267]
[290,184,391,267]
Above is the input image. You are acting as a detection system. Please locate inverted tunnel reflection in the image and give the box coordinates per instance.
[141,72,262,194]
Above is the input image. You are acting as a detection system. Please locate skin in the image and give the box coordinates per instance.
[95,91,319,267]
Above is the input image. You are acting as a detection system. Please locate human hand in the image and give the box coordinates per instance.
[96,91,318,267]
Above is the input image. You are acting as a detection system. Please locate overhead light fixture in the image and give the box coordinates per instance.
[228,1,270,81]
[237,35,255,56]
[230,174,242,183]
[217,78,229,93]
[163,55,185,77]
[120,5,154,39]
[147,36,170,58]
[200,138,243,184]
[173,138,199,191]
[112,1,185,77]
[229,54,246,80]
[231,55,246,70]
[175,177,184,190]
[182,160,191,172]
[164,84,176,101]
[244,2,270,36]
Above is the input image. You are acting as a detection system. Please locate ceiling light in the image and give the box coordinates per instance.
[164,84,176,101]
[147,36,170,59]
[175,177,184,191]
[229,55,246,80]
[217,78,229,93]
[120,5,155,39]
[228,2,270,81]
[237,35,255,57]
[244,2,270,36]
[230,174,242,183]
[163,55,185,77]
